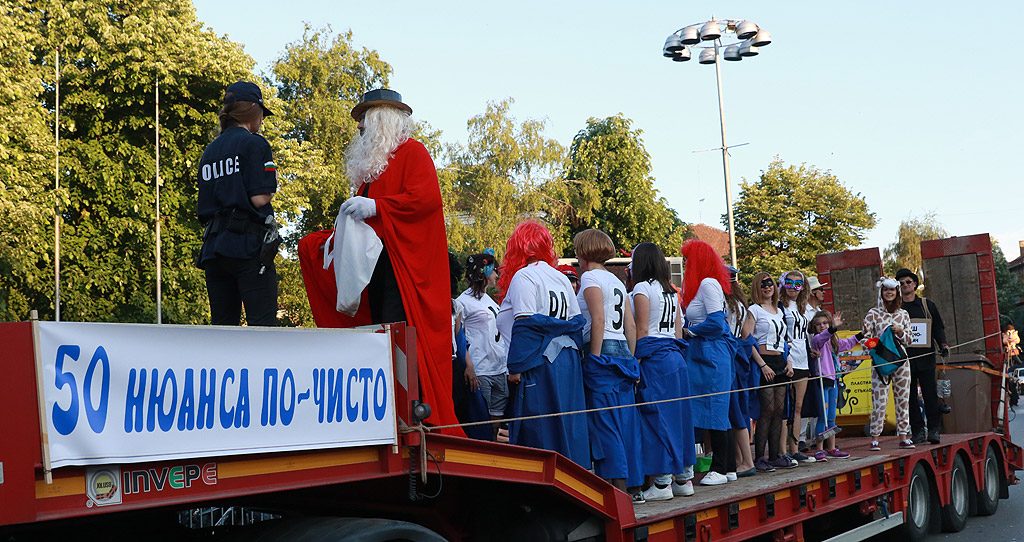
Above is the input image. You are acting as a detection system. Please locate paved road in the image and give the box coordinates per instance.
[867,405,1023,541]
[930,405,1023,541]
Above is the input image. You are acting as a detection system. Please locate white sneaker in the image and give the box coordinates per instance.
[672,480,695,496]
[726,472,738,482]
[642,484,674,502]
[700,471,729,486]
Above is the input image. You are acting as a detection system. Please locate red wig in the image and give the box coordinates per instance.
[680,239,731,307]
[498,221,557,298]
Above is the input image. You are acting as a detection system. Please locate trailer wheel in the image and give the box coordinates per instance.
[897,463,934,542]
[940,454,969,532]
[221,517,448,542]
[976,444,1002,516]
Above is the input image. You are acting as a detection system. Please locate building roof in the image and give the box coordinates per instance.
[690,223,731,258]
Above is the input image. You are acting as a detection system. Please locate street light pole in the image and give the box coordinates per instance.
[712,40,738,268]
[662,19,771,270]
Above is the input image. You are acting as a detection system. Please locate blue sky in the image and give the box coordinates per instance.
[194,0,1024,261]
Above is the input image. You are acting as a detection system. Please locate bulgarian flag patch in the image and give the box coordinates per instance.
[264,161,277,172]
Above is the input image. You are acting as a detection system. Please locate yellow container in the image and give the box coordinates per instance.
[834,332,897,435]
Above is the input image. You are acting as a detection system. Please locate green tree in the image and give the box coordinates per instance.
[441,98,571,256]
[883,212,948,277]
[564,115,688,256]
[0,6,57,320]
[271,24,392,246]
[731,158,876,277]
[28,0,256,323]
[992,243,1024,325]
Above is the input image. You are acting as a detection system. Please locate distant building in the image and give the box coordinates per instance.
[690,223,731,260]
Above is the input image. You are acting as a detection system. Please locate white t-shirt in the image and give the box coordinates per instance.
[577,269,628,342]
[630,279,679,339]
[750,303,786,352]
[496,262,581,352]
[457,289,507,377]
[684,277,726,327]
[781,300,810,370]
[726,300,748,338]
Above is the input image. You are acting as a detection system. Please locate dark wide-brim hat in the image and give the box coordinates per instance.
[224,81,272,117]
[894,268,919,285]
[351,88,413,120]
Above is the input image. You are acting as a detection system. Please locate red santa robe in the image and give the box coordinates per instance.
[298,139,463,436]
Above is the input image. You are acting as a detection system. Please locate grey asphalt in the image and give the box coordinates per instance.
[895,405,1023,541]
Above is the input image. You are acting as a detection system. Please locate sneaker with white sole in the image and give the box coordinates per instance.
[672,480,695,496]
[827,448,850,459]
[700,471,729,486]
[792,451,816,463]
[642,484,674,502]
[726,472,738,482]
[631,492,646,504]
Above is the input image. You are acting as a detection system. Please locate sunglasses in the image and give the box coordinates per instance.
[784,279,804,290]
[760,278,775,289]
[898,279,915,285]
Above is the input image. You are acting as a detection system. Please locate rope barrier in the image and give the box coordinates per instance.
[405,330,1006,434]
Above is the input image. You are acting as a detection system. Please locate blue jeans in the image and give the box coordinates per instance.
[590,338,630,357]
[815,381,838,436]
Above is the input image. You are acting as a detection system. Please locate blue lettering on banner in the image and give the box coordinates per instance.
[50,341,390,438]
[311,367,389,424]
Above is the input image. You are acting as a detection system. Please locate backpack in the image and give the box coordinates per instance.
[869,327,907,383]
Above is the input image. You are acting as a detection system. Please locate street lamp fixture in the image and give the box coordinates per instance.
[661,17,773,269]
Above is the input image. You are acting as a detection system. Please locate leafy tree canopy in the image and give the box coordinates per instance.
[564,115,688,257]
[731,158,876,279]
[883,212,948,278]
[440,97,571,257]
[10,0,255,323]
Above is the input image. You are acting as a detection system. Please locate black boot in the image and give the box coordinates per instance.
[911,429,927,445]
[927,428,941,444]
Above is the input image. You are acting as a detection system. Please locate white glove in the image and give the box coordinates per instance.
[339,196,377,221]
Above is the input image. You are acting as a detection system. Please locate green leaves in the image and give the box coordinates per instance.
[2,0,254,323]
[882,212,947,278]
[731,158,876,280]
[564,115,688,256]
[441,97,568,256]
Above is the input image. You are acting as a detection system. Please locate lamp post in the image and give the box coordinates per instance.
[663,18,772,269]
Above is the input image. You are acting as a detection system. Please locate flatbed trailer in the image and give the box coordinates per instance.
[1,235,1020,542]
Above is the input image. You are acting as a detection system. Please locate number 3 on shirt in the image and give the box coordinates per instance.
[548,291,569,320]
[611,288,624,330]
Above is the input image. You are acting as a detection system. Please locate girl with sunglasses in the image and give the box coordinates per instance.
[748,272,795,471]
[778,270,817,464]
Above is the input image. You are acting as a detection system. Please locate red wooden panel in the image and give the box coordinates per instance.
[816,247,883,271]
[920,234,991,259]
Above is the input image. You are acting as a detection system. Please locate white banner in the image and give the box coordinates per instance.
[36,322,397,468]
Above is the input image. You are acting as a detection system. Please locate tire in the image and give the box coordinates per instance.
[976,444,1002,516]
[897,463,935,542]
[940,454,969,532]
[221,517,448,542]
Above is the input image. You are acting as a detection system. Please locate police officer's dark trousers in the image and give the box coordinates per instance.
[205,257,278,326]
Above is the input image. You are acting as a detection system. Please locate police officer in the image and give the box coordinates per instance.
[196,81,278,326]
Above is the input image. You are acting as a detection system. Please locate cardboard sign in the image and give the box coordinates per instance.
[909,319,932,347]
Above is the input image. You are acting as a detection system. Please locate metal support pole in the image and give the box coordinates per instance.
[712,39,738,268]
[155,80,162,324]
[54,48,61,322]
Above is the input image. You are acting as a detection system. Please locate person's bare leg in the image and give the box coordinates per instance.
[733,427,754,471]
